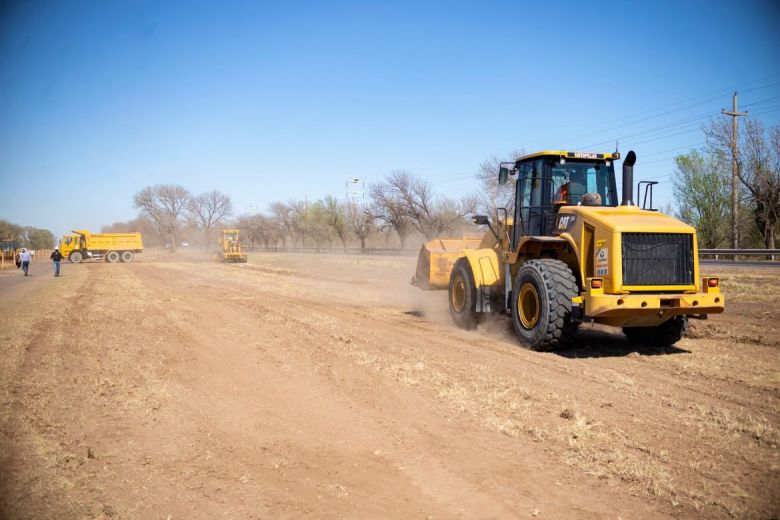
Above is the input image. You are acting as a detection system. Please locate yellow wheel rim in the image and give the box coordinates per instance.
[451,275,466,312]
[518,282,540,329]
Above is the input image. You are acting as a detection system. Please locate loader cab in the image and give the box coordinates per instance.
[221,229,242,253]
[506,151,618,248]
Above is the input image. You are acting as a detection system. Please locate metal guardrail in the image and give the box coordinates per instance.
[699,249,779,261]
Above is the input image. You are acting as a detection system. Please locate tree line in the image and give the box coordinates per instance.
[109,164,515,252]
[0,219,55,249]
[106,114,779,253]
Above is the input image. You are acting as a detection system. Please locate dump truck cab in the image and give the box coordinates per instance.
[59,234,81,259]
[413,149,725,351]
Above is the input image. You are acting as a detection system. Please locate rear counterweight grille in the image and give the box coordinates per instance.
[622,233,693,286]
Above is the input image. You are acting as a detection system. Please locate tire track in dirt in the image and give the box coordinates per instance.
[126,269,672,517]
[132,261,680,518]
[0,264,94,519]
[138,258,779,518]
[3,255,776,519]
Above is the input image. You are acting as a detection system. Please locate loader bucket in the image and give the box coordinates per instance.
[411,235,483,290]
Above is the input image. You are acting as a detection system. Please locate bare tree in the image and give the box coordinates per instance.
[322,195,350,248]
[133,184,191,252]
[368,177,414,250]
[345,202,374,250]
[270,201,306,246]
[236,213,284,248]
[704,119,780,248]
[472,150,523,217]
[742,121,780,248]
[383,170,468,240]
[188,190,233,251]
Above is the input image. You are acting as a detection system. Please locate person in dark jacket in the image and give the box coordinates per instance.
[50,247,64,277]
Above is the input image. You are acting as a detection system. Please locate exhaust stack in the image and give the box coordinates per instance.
[621,150,636,206]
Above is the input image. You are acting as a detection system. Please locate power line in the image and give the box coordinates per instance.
[742,94,780,108]
[529,78,780,150]
[571,111,713,150]
[416,80,780,188]
[641,142,705,157]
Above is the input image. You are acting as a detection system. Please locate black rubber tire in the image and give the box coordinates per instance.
[448,258,479,330]
[106,251,120,263]
[69,251,83,263]
[120,251,134,263]
[623,316,688,346]
[511,258,579,351]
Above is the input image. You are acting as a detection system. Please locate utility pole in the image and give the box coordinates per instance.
[721,91,748,249]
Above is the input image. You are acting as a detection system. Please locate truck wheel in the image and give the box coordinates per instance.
[69,251,84,263]
[511,259,578,351]
[106,251,120,263]
[623,316,688,346]
[449,258,478,330]
[120,251,134,262]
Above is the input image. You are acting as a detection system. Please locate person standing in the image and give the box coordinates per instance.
[19,248,32,276]
[50,247,63,277]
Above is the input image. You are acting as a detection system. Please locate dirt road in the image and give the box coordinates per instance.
[1,252,778,519]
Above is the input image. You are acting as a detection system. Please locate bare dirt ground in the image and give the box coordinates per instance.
[0,251,778,519]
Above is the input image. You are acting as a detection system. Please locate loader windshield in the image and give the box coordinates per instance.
[549,160,617,207]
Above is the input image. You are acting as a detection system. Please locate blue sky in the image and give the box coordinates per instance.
[1,0,779,239]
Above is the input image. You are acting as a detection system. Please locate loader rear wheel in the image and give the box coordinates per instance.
[106,251,120,263]
[449,258,478,330]
[69,251,83,263]
[623,316,688,347]
[511,259,578,351]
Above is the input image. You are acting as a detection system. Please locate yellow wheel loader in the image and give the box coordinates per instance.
[218,229,248,263]
[412,150,725,350]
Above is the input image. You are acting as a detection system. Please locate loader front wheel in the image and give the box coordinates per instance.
[511,259,578,351]
[449,258,478,330]
[623,316,688,346]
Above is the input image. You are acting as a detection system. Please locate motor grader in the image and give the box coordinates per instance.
[218,229,247,263]
[412,150,724,350]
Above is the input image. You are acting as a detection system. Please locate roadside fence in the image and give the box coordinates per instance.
[244,246,419,256]
[247,246,780,262]
[0,249,54,270]
[699,249,779,261]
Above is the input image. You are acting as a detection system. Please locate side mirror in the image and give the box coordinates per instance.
[472,215,490,226]
[498,167,510,185]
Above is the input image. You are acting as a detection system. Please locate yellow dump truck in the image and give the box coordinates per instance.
[412,150,725,350]
[60,230,143,263]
